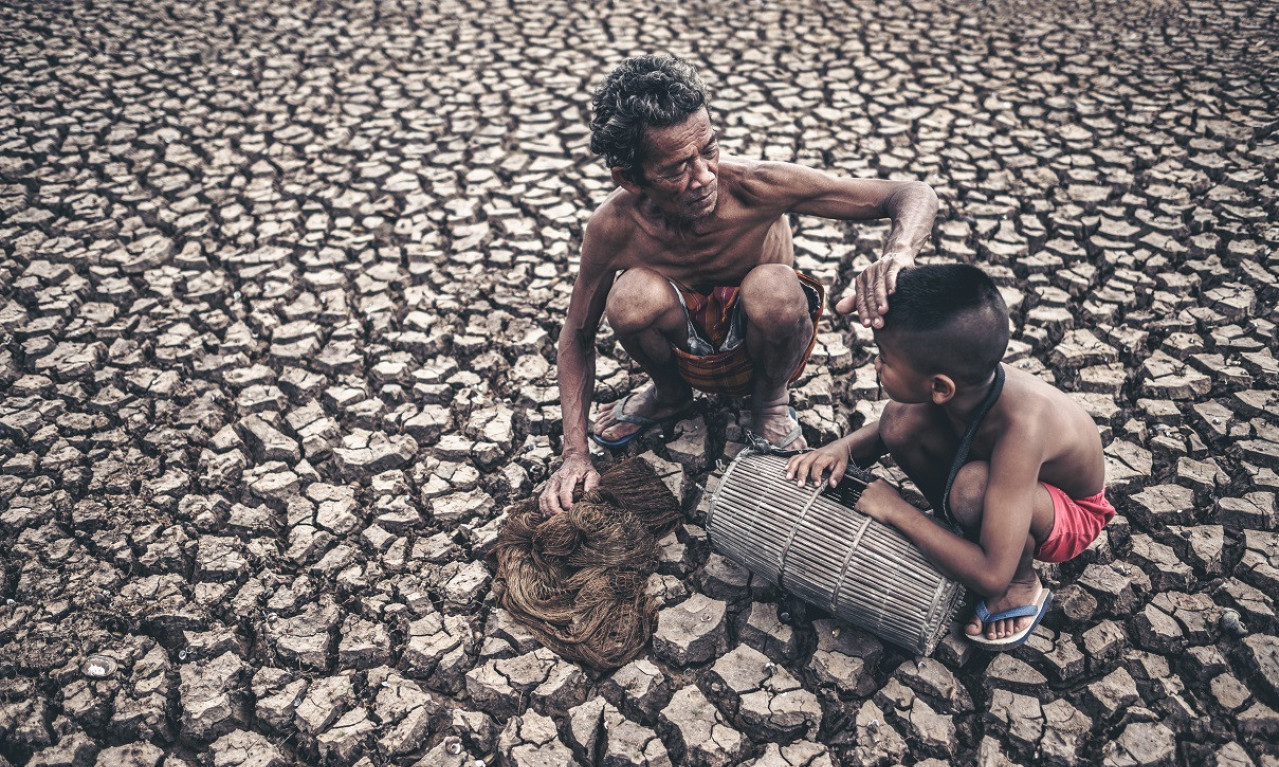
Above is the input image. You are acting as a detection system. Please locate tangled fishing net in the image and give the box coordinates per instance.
[492,458,682,670]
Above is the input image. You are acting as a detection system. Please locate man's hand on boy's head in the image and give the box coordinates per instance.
[785,445,849,489]
[835,252,914,329]
[855,479,910,526]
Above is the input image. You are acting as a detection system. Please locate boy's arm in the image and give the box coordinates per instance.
[785,420,886,488]
[857,433,1044,598]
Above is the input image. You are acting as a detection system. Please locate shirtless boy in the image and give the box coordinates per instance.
[539,54,939,514]
[786,264,1113,648]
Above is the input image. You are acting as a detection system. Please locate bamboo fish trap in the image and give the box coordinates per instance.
[707,450,966,656]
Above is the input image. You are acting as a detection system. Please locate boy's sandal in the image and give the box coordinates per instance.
[967,586,1053,650]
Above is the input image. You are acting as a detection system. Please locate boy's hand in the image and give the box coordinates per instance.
[785,445,849,489]
[855,479,908,526]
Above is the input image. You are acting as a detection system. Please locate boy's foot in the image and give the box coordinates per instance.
[966,578,1048,643]
[750,401,806,451]
[592,387,693,447]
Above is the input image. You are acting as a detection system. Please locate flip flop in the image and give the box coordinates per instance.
[967,586,1053,650]
[745,406,804,454]
[591,393,688,448]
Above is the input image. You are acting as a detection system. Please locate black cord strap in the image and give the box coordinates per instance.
[939,364,1006,531]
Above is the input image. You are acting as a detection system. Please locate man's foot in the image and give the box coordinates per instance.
[965,578,1050,646]
[592,387,693,447]
[750,401,806,451]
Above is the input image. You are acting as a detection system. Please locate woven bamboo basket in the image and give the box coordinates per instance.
[707,450,966,656]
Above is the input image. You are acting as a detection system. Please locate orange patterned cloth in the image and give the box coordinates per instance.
[669,271,824,397]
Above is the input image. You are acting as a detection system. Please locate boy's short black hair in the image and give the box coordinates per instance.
[879,264,1009,385]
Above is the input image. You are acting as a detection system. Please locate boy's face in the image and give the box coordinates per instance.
[872,330,936,404]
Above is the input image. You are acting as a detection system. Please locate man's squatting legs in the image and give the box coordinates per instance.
[593,267,695,442]
[741,264,813,448]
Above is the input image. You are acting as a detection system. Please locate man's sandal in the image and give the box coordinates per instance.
[745,406,804,454]
[590,393,691,448]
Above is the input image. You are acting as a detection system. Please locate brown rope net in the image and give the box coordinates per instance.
[491,458,682,671]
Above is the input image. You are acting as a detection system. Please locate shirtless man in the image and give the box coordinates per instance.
[539,54,938,515]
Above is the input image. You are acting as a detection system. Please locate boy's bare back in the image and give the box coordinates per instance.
[962,365,1105,502]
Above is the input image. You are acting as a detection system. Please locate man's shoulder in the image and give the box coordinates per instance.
[585,189,640,240]
[723,157,833,206]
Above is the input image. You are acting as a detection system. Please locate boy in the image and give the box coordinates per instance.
[785,264,1113,648]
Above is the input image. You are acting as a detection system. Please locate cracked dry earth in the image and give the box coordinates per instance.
[1,0,1277,765]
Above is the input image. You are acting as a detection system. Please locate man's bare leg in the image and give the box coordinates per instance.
[740,265,813,448]
[946,462,1057,641]
[593,268,694,443]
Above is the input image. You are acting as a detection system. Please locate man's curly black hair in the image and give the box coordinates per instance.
[589,55,709,185]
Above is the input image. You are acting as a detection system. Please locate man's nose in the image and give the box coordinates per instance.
[691,157,715,188]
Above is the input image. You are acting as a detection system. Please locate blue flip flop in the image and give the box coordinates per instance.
[967,586,1053,650]
[590,393,673,448]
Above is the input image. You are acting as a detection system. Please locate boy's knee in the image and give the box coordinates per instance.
[947,461,989,528]
[605,269,677,333]
[879,402,925,452]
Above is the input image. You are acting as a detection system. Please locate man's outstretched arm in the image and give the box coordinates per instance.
[755,164,939,327]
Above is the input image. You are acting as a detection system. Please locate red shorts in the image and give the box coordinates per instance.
[1035,484,1115,563]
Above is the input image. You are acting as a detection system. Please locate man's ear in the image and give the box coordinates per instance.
[611,166,642,195]
[930,375,956,405]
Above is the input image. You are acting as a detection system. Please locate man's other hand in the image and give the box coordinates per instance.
[834,252,914,328]
[539,452,601,515]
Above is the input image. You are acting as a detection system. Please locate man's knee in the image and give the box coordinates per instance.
[740,265,808,329]
[947,461,989,529]
[605,268,679,334]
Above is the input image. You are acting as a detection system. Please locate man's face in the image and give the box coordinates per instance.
[636,108,719,221]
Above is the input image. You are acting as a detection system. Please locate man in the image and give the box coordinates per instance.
[539,54,938,515]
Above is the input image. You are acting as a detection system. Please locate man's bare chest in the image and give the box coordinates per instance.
[625,217,792,288]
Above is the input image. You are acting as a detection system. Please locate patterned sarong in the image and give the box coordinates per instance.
[669,271,824,397]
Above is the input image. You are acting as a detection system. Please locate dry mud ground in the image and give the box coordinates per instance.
[1,0,1278,765]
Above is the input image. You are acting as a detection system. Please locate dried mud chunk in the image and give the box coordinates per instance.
[207,728,285,767]
[600,658,671,724]
[848,699,908,767]
[177,650,247,743]
[266,597,340,671]
[1102,721,1177,767]
[294,674,354,736]
[337,613,392,670]
[370,670,440,757]
[1077,562,1151,617]
[984,688,1043,751]
[693,552,751,601]
[893,656,973,715]
[741,741,835,767]
[26,728,98,767]
[651,593,728,667]
[497,709,578,767]
[704,644,821,741]
[657,685,750,767]
[1240,635,1279,701]
[465,647,557,720]
[93,742,165,767]
[316,707,376,764]
[738,601,801,663]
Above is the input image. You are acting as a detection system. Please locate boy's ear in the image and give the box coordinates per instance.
[611,166,642,195]
[930,375,956,405]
